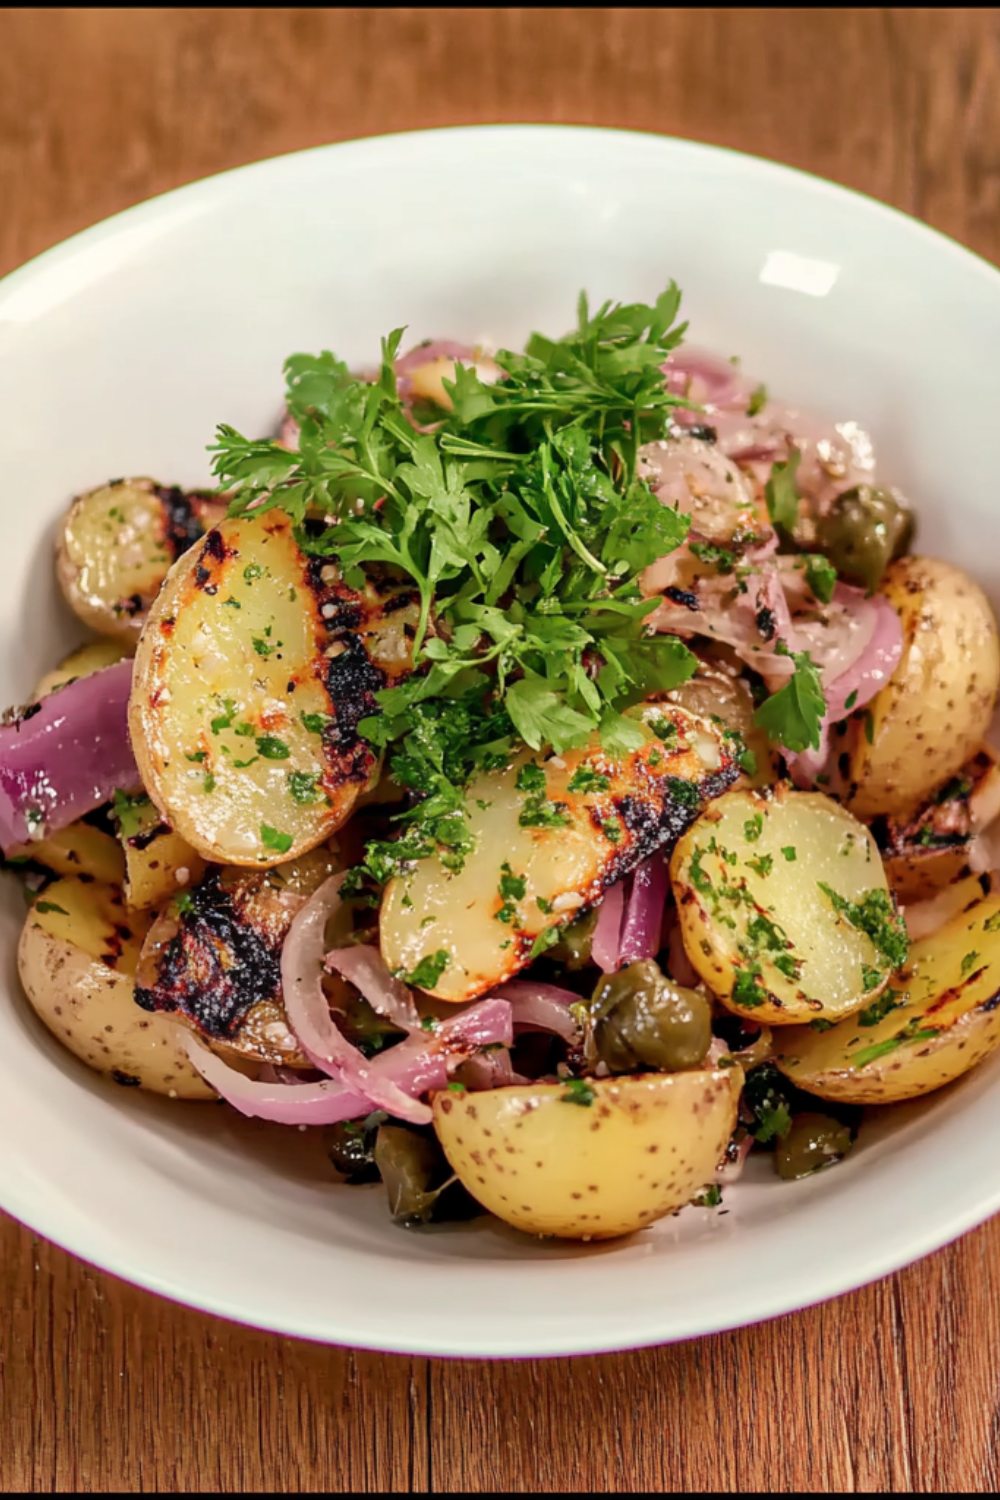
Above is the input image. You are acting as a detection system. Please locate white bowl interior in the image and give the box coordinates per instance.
[2,125,1000,1356]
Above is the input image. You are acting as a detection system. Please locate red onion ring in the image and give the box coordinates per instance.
[325,944,421,1032]
[496,980,582,1043]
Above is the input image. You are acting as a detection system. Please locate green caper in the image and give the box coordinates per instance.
[546,906,599,970]
[324,1116,382,1183]
[590,959,712,1073]
[374,1124,445,1224]
[814,485,915,592]
[774,1111,853,1180]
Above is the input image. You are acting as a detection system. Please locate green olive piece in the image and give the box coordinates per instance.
[546,907,599,970]
[590,959,712,1074]
[773,1112,853,1180]
[814,486,915,592]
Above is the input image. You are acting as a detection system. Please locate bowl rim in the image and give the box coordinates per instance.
[3,121,1000,1357]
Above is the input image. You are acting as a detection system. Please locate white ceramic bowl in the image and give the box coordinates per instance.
[3,125,1000,1358]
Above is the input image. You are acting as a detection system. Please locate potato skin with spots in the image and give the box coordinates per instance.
[57,478,227,643]
[848,557,1000,821]
[431,1071,739,1240]
[130,510,418,867]
[380,703,739,1002]
[775,891,1000,1103]
[17,876,213,1099]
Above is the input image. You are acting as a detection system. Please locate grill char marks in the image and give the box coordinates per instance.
[134,869,285,1041]
[192,527,234,594]
[156,486,220,558]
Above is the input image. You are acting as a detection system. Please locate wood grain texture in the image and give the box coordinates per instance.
[2,7,1000,1493]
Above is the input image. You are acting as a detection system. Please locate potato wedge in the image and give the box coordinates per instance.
[18,875,213,1098]
[5,818,125,886]
[877,746,1000,903]
[56,478,227,642]
[775,892,1000,1103]
[134,846,339,1066]
[671,785,904,1024]
[32,639,133,700]
[432,1070,739,1239]
[110,791,206,912]
[380,702,739,1002]
[903,871,996,943]
[130,510,418,867]
[848,556,1000,821]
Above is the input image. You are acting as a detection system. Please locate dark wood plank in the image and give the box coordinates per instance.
[2,7,1000,1492]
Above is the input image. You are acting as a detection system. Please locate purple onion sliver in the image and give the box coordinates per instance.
[0,658,139,852]
[619,856,670,966]
[591,881,626,973]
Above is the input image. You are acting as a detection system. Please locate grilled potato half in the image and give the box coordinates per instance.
[18,875,213,1098]
[379,702,739,1002]
[130,510,418,867]
[134,846,339,1066]
[847,556,1000,821]
[671,785,904,1025]
[775,890,1000,1103]
[57,478,227,642]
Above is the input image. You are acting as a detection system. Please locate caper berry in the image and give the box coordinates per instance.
[546,906,599,970]
[590,959,712,1073]
[814,485,915,592]
[774,1111,853,1180]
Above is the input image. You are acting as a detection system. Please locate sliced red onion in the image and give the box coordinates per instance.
[277,413,300,451]
[496,980,582,1043]
[662,348,755,419]
[619,856,670,965]
[0,659,138,852]
[787,585,903,783]
[184,1037,372,1126]
[280,873,434,1124]
[591,881,626,973]
[325,944,421,1032]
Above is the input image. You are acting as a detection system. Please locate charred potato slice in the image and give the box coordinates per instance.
[848,557,1000,821]
[876,747,1000,903]
[110,791,206,912]
[18,875,213,1098]
[5,818,125,886]
[664,662,776,789]
[380,703,738,1003]
[432,1070,739,1240]
[32,639,133,700]
[775,892,1000,1103]
[56,478,227,643]
[134,847,339,1066]
[130,511,418,867]
[671,785,903,1024]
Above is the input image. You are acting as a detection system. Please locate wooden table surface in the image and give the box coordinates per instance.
[2,8,1000,1492]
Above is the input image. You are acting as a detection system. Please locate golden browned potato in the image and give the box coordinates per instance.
[774,890,1000,1103]
[432,1070,739,1239]
[129,510,418,867]
[109,791,206,911]
[848,557,1000,821]
[32,639,133,700]
[671,784,904,1025]
[56,478,226,642]
[18,875,213,1098]
[878,747,1000,903]
[380,702,739,1002]
[664,661,777,789]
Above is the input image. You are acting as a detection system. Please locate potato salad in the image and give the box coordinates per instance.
[6,287,1000,1241]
